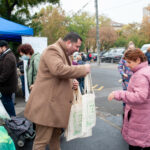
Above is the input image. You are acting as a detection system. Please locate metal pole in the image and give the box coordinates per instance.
[95,0,100,65]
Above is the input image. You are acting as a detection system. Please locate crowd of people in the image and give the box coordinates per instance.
[0,32,150,150]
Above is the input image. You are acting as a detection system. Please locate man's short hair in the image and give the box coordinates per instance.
[0,40,8,47]
[63,32,82,42]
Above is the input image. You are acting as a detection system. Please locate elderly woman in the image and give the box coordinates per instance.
[18,44,40,91]
[108,48,150,150]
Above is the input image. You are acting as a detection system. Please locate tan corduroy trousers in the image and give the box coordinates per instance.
[32,124,62,150]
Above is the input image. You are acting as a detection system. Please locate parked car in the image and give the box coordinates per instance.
[100,48,116,63]
[141,44,150,53]
[100,48,125,63]
[110,48,125,63]
[100,51,110,62]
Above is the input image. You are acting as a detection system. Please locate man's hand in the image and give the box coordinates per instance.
[108,92,115,101]
[84,64,91,74]
[72,79,79,90]
[30,84,34,90]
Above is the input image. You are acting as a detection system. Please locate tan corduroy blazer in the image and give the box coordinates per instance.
[24,38,87,128]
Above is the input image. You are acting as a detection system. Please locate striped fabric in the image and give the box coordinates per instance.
[118,58,133,90]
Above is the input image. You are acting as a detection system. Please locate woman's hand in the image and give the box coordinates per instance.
[123,73,128,78]
[108,92,115,101]
[72,79,79,90]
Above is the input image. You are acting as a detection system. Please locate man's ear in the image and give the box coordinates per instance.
[2,46,6,52]
[66,40,72,47]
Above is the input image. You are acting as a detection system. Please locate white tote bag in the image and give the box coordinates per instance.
[65,89,83,141]
[82,74,96,133]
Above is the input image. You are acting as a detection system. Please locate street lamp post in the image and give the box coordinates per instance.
[95,0,100,65]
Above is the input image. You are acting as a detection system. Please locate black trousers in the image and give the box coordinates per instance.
[129,145,150,150]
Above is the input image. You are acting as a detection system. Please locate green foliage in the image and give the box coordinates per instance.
[67,12,95,51]
[29,13,43,36]
[99,15,111,27]
[114,35,148,49]
[100,26,117,50]
[114,37,128,47]
[9,42,20,59]
[114,22,149,49]
[0,0,59,57]
[128,35,147,48]
[1,0,149,53]
[79,43,84,52]
[0,0,59,24]
[33,6,68,44]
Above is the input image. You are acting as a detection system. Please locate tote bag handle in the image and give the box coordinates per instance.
[84,73,94,94]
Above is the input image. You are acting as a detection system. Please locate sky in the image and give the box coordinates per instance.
[59,0,150,24]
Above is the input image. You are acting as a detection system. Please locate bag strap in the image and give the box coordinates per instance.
[31,60,34,85]
[73,88,82,104]
[84,73,94,94]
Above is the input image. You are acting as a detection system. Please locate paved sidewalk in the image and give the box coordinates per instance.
[15,96,26,115]
[14,96,128,150]
[60,117,128,150]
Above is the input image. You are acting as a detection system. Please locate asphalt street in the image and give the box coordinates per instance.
[91,62,123,116]
[13,62,128,150]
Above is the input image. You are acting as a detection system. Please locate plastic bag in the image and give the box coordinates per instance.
[0,100,10,120]
[0,126,16,150]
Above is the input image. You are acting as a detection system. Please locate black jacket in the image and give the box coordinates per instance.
[145,51,150,64]
[0,49,18,94]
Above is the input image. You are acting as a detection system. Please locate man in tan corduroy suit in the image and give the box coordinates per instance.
[24,32,90,150]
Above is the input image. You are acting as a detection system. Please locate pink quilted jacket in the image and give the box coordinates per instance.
[114,61,150,148]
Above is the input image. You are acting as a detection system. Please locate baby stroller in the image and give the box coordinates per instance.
[4,116,35,147]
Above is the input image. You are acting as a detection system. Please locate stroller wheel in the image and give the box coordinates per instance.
[17,140,24,147]
[17,135,25,147]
